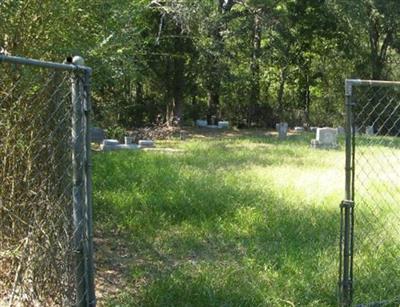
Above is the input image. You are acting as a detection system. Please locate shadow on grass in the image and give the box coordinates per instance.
[127,199,341,306]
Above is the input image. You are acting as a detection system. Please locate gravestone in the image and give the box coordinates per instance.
[118,143,139,150]
[196,120,207,127]
[101,138,139,151]
[294,126,304,133]
[276,122,288,140]
[351,126,361,135]
[311,127,338,149]
[124,136,133,145]
[101,139,119,151]
[366,125,374,135]
[180,131,188,140]
[90,127,106,144]
[310,127,318,133]
[218,121,229,129]
[337,126,345,135]
[139,140,155,148]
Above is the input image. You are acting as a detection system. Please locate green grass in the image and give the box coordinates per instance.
[92,131,400,306]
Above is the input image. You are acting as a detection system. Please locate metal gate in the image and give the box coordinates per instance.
[339,79,400,306]
[0,55,95,306]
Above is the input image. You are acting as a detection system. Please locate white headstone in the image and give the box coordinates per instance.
[101,139,120,151]
[103,139,119,146]
[294,126,304,133]
[311,127,338,148]
[337,127,345,135]
[276,122,288,140]
[117,144,139,150]
[366,126,374,135]
[124,136,133,145]
[218,121,229,129]
[310,127,318,133]
[196,120,207,127]
[101,139,139,151]
[139,140,155,148]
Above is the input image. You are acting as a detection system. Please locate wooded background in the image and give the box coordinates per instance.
[2,0,400,129]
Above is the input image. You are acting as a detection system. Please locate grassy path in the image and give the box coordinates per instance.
[92,129,399,306]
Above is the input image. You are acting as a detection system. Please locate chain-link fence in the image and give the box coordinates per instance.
[339,79,400,306]
[0,55,95,306]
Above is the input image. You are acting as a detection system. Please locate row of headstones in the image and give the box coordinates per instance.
[276,123,339,148]
[101,138,155,151]
[90,127,154,151]
[312,126,375,136]
[195,120,229,129]
[275,123,318,136]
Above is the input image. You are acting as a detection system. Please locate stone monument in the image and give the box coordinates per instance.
[90,127,106,144]
[311,127,338,149]
[366,125,374,136]
[276,122,288,140]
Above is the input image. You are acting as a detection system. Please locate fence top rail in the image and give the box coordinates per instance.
[0,54,91,72]
[346,79,400,87]
[345,79,400,95]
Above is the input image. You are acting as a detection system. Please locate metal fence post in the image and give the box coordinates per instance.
[83,68,96,306]
[339,80,355,306]
[72,66,86,307]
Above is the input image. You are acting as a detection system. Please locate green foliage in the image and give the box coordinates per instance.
[105,124,126,141]
[2,1,400,127]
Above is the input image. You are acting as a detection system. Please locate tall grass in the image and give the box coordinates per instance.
[93,132,400,306]
[0,66,75,304]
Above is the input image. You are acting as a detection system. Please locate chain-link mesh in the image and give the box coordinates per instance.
[345,82,400,305]
[0,57,94,306]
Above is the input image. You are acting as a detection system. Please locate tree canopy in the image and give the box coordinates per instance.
[2,0,400,128]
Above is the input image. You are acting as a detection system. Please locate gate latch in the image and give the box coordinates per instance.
[340,200,354,209]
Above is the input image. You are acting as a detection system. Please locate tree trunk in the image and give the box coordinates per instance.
[248,11,262,126]
[277,66,288,121]
[207,91,219,125]
[304,83,310,127]
[206,0,236,125]
[135,82,143,106]
[300,73,311,127]
[171,24,185,125]
[366,3,392,80]
[171,52,184,124]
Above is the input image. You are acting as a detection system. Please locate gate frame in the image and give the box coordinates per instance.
[0,54,96,306]
[339,79,400,307]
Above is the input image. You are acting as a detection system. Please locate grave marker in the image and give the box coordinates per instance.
[90,127,105,144]
[311,127,338,149]
[276,122,288,140]
[366,126,374,135]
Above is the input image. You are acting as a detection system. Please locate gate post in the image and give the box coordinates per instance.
[83,67,96,306]
[339,80,355,306]
[71,59,87,306]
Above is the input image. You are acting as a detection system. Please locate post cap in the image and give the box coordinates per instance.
[72,56,85,66]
